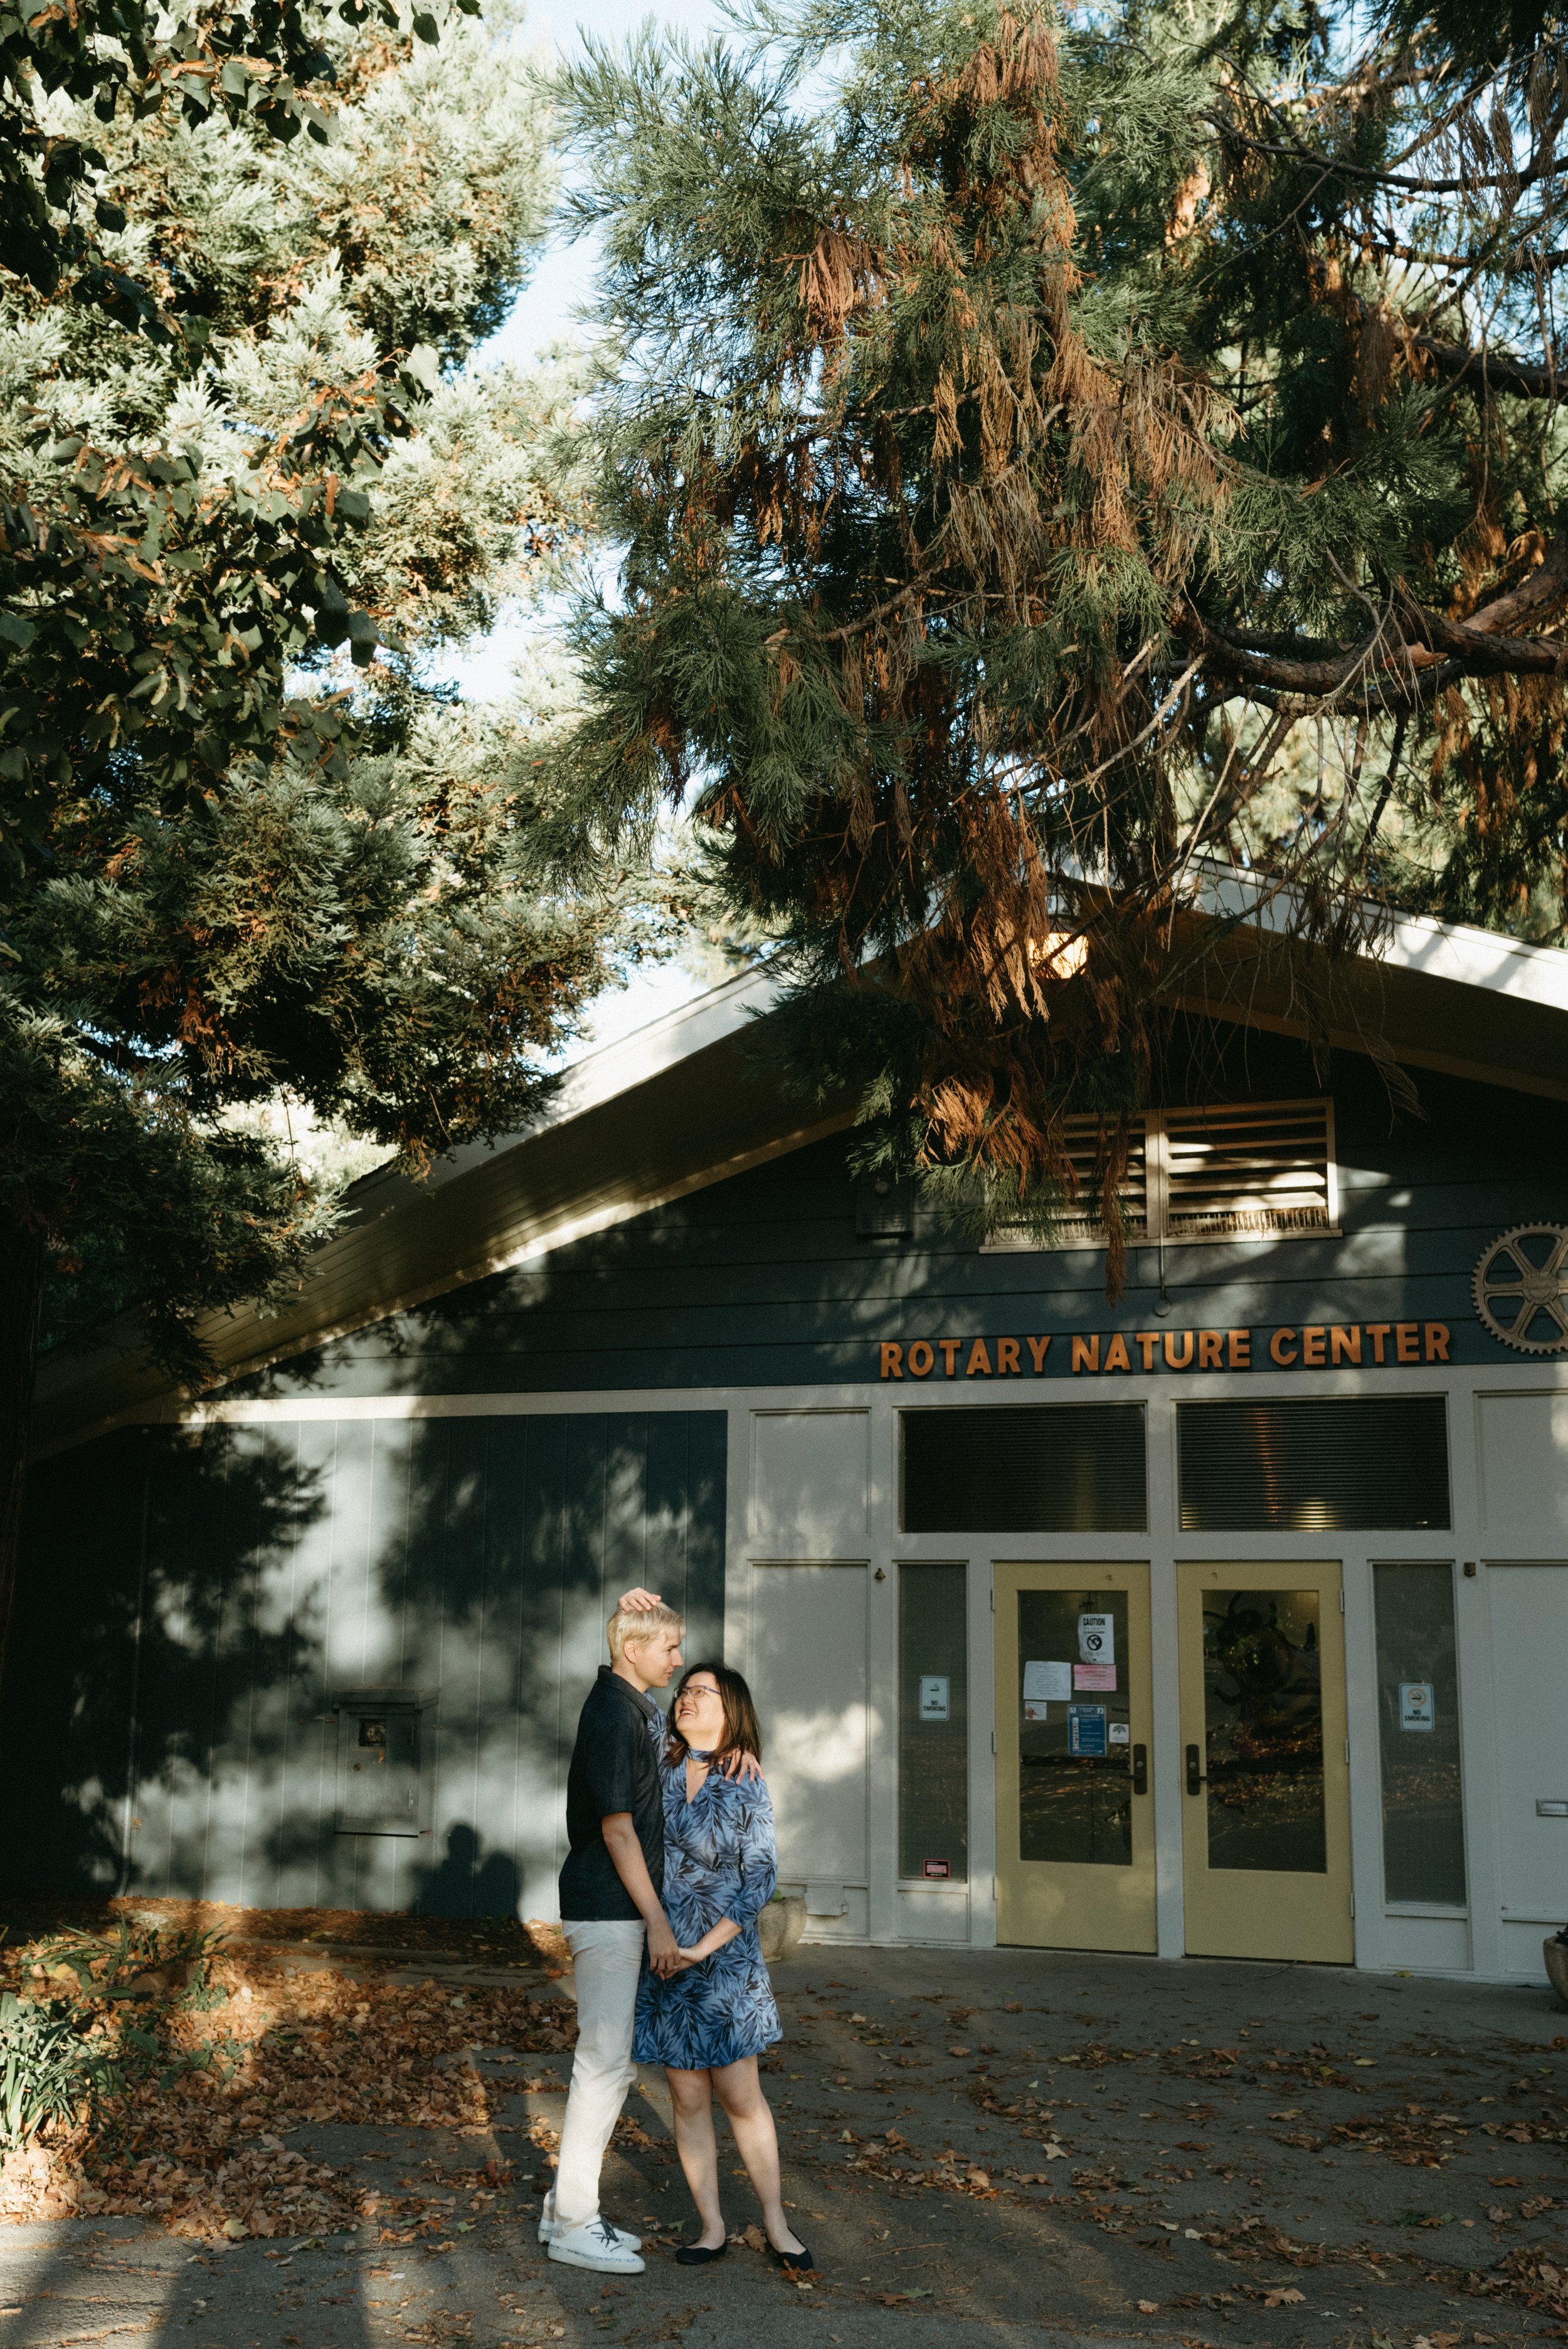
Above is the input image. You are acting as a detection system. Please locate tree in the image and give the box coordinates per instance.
[551,0,1568,1276]
[0,2,624,1663]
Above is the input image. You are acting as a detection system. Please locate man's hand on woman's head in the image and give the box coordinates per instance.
[617,1586,663,1613]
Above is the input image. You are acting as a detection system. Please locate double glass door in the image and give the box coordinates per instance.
[995,1560,1352,1961]
[993,1562,1157,1951]
[1177,1561,1352,1963]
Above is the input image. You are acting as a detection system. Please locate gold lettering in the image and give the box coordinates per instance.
[1164,1329,1194,1370]
[1197,1329,1222,1369]
[967,1337,993,1376]
[1228,1328,1251,1368]
[1071,1334,1100,1374]
[939,1338,961,1376]
[997,1337,1021,1375]
[1104,1332,1131,1373]
[1424,1322,1451,1362]
[880,1342,904,1380]
[1365,1322,1391,1364]
[1330,1325,1361,1365]
[1027,1334,1051,1372]
[1396,1321,1420,1364]
[1133,1331,1160,1371]
[908,1340,934,1377]
[1271,1327,1298,1365]
[1302,1325,1327,1366]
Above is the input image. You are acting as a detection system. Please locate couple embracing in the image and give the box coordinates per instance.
[539,1589,811,2277]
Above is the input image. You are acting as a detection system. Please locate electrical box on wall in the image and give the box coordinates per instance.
[332,1689,435,1837]
[855,1175,914,1239]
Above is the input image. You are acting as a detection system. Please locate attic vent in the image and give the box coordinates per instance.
[1163,1100,1337,1241]
[982,1116,1149,1252]
[983,1098,1337,1254]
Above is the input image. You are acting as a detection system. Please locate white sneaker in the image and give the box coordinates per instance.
[547,2217,646,2274]
[538,2190,640,2249]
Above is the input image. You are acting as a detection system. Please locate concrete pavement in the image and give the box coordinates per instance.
[0,1944,1562,2349]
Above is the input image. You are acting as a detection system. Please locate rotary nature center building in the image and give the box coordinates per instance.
[13,897,1568,1988]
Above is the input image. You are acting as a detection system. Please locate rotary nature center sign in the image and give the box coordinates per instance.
[877,1322,1454,1380]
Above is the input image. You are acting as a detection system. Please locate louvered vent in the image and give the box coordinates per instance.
[1163,1100,1336,1241]
[982,1098,1337,1252]
[983,1117,1149,1253]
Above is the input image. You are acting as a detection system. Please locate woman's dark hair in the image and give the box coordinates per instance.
[666,1662,763,1768]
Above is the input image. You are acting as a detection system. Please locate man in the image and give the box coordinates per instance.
[543,1596,686,2274]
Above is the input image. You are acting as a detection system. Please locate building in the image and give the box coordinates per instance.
[12,900,1568,1983]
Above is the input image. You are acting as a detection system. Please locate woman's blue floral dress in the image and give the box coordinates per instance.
[632,1752,781,2070]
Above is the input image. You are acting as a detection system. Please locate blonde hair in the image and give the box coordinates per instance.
[606,1600,684,1663]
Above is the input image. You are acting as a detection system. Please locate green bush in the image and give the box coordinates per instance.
[0,1921,242,2151]
[0,1993,119,2151]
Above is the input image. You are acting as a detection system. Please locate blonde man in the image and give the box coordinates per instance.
[545,1595,687,2274]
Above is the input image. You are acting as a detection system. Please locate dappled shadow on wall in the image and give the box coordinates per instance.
[3,1409,724,1919]
[1,1424,328,1899]
[220,1132,938,1403]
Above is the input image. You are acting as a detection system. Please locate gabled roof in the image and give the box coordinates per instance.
[31,905,1568,1456]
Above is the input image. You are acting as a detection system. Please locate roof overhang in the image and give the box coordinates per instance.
[30,899,1568,1457]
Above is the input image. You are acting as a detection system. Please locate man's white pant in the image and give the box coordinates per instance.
[553,1919,647,2232]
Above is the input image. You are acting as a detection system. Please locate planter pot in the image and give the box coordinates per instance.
[1545,1935,1568,2012]
[759,1894,807,1966]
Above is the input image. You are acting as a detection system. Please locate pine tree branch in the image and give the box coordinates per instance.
[1404,327,1564,401]
[1180,534,1568,697]
[1207,116,1568,198]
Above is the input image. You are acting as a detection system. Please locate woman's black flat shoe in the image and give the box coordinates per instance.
[675,2242,728,2266]
[770,2243,814,2271]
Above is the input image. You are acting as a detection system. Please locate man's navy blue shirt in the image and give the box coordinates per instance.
[558,1666,665,1922]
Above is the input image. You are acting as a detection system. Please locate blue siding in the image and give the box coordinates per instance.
[223,1042,1568,1401]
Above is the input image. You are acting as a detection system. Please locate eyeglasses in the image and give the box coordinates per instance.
[677,1683,722,1704]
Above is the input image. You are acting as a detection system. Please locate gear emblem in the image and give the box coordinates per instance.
[1473,1225,1568,1354]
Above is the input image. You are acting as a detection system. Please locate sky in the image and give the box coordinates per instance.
[438,0,731,697]
[456,0,741,1049]
[485,0,734,371]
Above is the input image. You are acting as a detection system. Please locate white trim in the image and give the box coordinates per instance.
[142,1353,1568,1430]
[1189,866,1568,1015]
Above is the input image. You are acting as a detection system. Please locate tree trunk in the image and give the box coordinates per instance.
[0,1219,45,1700]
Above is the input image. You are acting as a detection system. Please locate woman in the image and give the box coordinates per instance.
[632,1662,812,2271]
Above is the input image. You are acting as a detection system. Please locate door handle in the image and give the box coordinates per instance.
[1131,1743,1148,1796]
[1185,1742,1207,1796]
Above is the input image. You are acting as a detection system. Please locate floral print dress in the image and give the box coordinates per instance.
[632,1753,781,2071]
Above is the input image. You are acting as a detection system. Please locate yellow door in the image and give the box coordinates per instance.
[995,1562,1157,1951]
[1177,1562,1353,1963]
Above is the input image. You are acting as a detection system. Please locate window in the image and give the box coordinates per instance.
[901,1404,1147,1532]
[983,1099,1337,1252]
[334,1690,433,1837]
[899,1564,968,1882]
[1373,1564,1466,1906]
[1178,1397,1451,1532]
